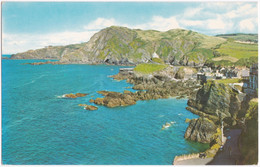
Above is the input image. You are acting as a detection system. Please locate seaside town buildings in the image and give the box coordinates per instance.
[249,64,258,90]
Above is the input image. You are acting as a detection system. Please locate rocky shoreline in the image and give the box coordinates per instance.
[21,59,258,163]
[89,65,255,161]
[89,67,202,108]
[23,60,136,66]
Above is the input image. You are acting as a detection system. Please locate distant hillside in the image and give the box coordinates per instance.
[11,26,227,66]
[11,43,87,60]
[204,33,258,67]
[11,27,258,67]
[13,26,259,67]
[216,33,258,43]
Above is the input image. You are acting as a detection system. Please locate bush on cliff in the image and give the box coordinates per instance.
[152,57,164,64]
[240,99,258,164]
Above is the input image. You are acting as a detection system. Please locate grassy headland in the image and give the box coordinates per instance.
[134,63,168,74]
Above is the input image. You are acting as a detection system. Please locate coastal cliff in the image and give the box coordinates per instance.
[182,80,252,160]
[187,81,246,126]
[185,117,217,143]
[11,26,226,66]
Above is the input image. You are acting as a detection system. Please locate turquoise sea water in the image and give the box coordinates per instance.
[2,58,209,165]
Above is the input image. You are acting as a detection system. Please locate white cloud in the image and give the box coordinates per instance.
[225,11,238,19]
[201,2,241,11]
[183,7,202,19]
[180,19,204,27]
[84,16,181,31]
[179,16,233,35]
[224,3,257,19]
[239,18,256,32]
[207,17,227,30]
[177,2,257,34]
[133,16,180,31]
[2,30,97,54]
[84,18,118,30]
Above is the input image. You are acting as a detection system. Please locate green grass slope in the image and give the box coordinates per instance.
[216,33,258,43]
[215,41,258,60]
[134,63,168,74]
[207,40,258,67]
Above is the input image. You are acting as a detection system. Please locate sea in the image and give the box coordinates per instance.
[2,56,209,165]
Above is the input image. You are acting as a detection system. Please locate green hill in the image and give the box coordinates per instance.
[11,26,258,67]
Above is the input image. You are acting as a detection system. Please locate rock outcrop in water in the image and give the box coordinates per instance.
[94,90,137,108]
[75,93,88,97]
[11,26,225,66]
[185,117,217,143]
[78,104,98,110]
[64,93,88,98]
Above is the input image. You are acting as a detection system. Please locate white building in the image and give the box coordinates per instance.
[152,52,159,58]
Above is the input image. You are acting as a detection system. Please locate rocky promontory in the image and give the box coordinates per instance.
[187,81,246,126]
[94,90,137,108]
[93,65,202,108]
[185,117,217,143]
[23,61,65,65]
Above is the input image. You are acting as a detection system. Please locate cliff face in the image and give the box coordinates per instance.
[11,26,226,65]
[185,117,217,143]
[187,81,245,125]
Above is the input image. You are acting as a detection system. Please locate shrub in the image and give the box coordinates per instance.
[152,57,164,64]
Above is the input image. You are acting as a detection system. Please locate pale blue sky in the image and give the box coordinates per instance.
[2,1,258,54]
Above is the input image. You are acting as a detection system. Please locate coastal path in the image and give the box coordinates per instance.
[207,129,242,165]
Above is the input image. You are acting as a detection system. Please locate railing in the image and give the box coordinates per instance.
[173,153,200,165]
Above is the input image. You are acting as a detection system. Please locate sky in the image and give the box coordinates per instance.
[1,1,258,54]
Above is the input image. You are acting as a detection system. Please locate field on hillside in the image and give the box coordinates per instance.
[216,33,258,43]
[215,41,258,60]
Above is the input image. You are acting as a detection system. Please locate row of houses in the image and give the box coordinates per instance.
[197,64,258,91]
[197,66,251,79]
[249,64,258,90]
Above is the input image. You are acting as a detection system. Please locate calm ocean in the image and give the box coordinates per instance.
[2,58,209,165]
